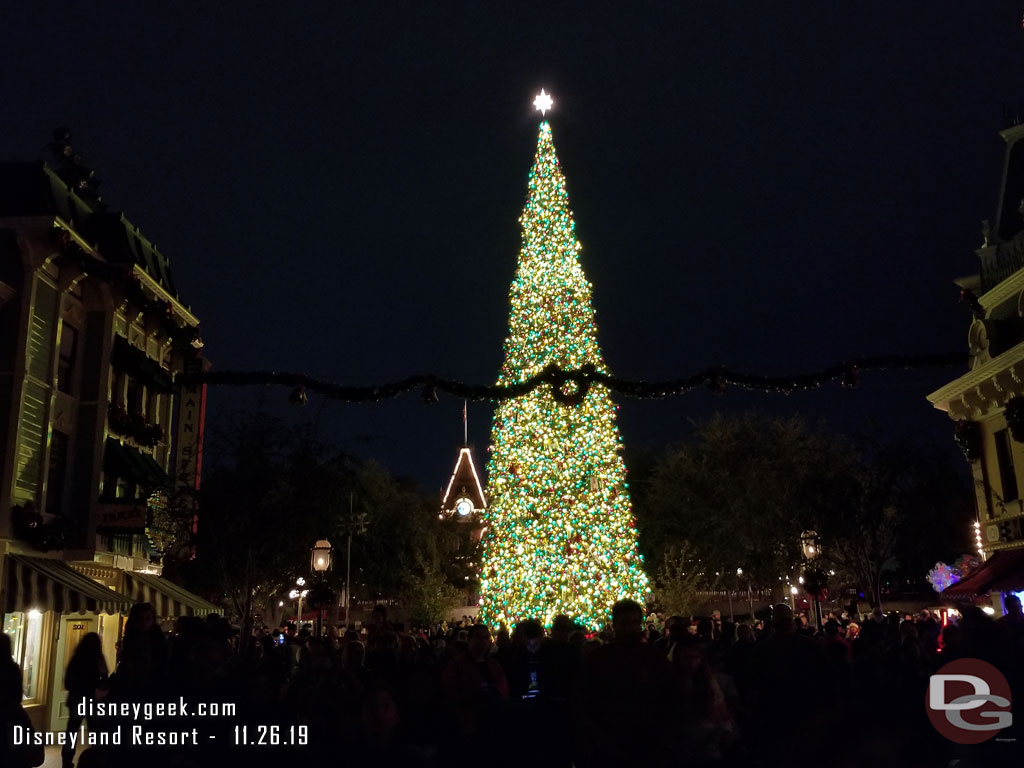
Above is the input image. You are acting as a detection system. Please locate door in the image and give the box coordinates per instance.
[48,617,93,732]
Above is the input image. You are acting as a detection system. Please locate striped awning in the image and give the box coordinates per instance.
[3,555,133,615]
[121,572,220,618]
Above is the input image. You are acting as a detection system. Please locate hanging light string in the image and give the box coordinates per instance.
[175,353,965,406]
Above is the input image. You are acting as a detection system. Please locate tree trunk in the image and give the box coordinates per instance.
[864,571,883,611]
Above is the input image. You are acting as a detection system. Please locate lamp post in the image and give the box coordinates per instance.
[800,530,823,631]
[738,568,753,621]
[311,539,332,638]
[343,493,370,630]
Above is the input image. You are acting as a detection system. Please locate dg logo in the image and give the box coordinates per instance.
[926,658,1013,744]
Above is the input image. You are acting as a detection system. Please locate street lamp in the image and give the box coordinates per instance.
[311,539,333,573]
[311,540,332,638]
[800,530,820,560]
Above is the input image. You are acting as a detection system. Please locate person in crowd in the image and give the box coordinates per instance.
[0,633,21,708]
[441,623,509,747]
[668,637,736,763]
[743,603,833,759]
[0,634,42,768]
[110,602,167,700]
[573,599,675,767]
[500,618,544,700]
[61,633,108,768]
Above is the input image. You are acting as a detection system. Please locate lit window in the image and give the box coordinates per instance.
[2,611,43,700]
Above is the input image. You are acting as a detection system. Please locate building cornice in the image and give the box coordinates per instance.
[51,216,198,328]
[927,339,1024,419]
[132,264,198,328]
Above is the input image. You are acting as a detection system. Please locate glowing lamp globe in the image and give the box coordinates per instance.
[800,531,820,560]
[311,539,333,572]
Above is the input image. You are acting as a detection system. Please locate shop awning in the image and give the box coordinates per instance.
[942,549,1024,598]
[3,554,133,615]
[121,572,220,618]
[112,335,175,393]
[104,438,168,488]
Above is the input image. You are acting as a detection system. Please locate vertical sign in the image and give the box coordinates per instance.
[173,355,208,492]
[173,355,207,559]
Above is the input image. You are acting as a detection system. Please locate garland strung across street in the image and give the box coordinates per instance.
[174,352,965,406]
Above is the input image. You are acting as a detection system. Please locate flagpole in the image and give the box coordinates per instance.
[463,400,468,446]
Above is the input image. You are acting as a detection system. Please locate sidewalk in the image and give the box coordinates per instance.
[42,744,82,768]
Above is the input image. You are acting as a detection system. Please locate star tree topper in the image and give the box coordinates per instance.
[533,89,553,116]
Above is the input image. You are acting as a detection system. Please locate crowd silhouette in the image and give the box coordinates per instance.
[1,596,1022,768]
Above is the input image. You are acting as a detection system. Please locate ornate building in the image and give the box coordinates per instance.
[0,138,217,731]
[928,122,1024,561]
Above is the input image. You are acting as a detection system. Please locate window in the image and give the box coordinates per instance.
[3,610,43,700]
[46,431,69,517]
[115,476,135,500]
[57,324,78,394]
[995,428,1019,503]
[126,378,144,416]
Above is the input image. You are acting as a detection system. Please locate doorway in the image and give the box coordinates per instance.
[48,616,93,732]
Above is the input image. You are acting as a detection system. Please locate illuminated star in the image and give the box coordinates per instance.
[533,89,553,116]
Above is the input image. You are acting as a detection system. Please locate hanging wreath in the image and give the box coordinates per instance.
[1005,397,1024,443]
[954,419,981,462]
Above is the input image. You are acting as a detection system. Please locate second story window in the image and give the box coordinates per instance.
[57,325,78,394]
[46,431,69,517]
[126,378,144,416]
[995,428,1019,503]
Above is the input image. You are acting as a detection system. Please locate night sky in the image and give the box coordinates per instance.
[3,2,1024,491]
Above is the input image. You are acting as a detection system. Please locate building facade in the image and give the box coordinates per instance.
[0,156,215,731]
[928,123,1024,560]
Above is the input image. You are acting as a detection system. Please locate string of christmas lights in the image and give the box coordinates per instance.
[174,353,965,405]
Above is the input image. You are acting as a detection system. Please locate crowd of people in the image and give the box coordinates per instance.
[2,596,1023,768]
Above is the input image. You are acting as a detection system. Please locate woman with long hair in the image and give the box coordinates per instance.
[62,632,107,768]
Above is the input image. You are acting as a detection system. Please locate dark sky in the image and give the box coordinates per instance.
[3,2,1023,490]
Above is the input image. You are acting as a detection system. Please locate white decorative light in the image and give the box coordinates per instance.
[533,89,553,116]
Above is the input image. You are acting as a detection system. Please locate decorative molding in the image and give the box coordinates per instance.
[929,339,1024,416]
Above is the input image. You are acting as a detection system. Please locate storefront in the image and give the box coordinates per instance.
[942,548,1024,613]
[2,552,133,731]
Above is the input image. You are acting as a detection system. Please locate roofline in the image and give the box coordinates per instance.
[441,447,487,509]
[52,217,199,328]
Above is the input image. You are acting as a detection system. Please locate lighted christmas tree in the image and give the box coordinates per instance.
[479,102,649,630]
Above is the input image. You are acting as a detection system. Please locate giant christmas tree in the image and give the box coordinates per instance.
[479,115,649,630]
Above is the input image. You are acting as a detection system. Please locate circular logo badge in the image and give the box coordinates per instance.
[925,658,1013,744]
